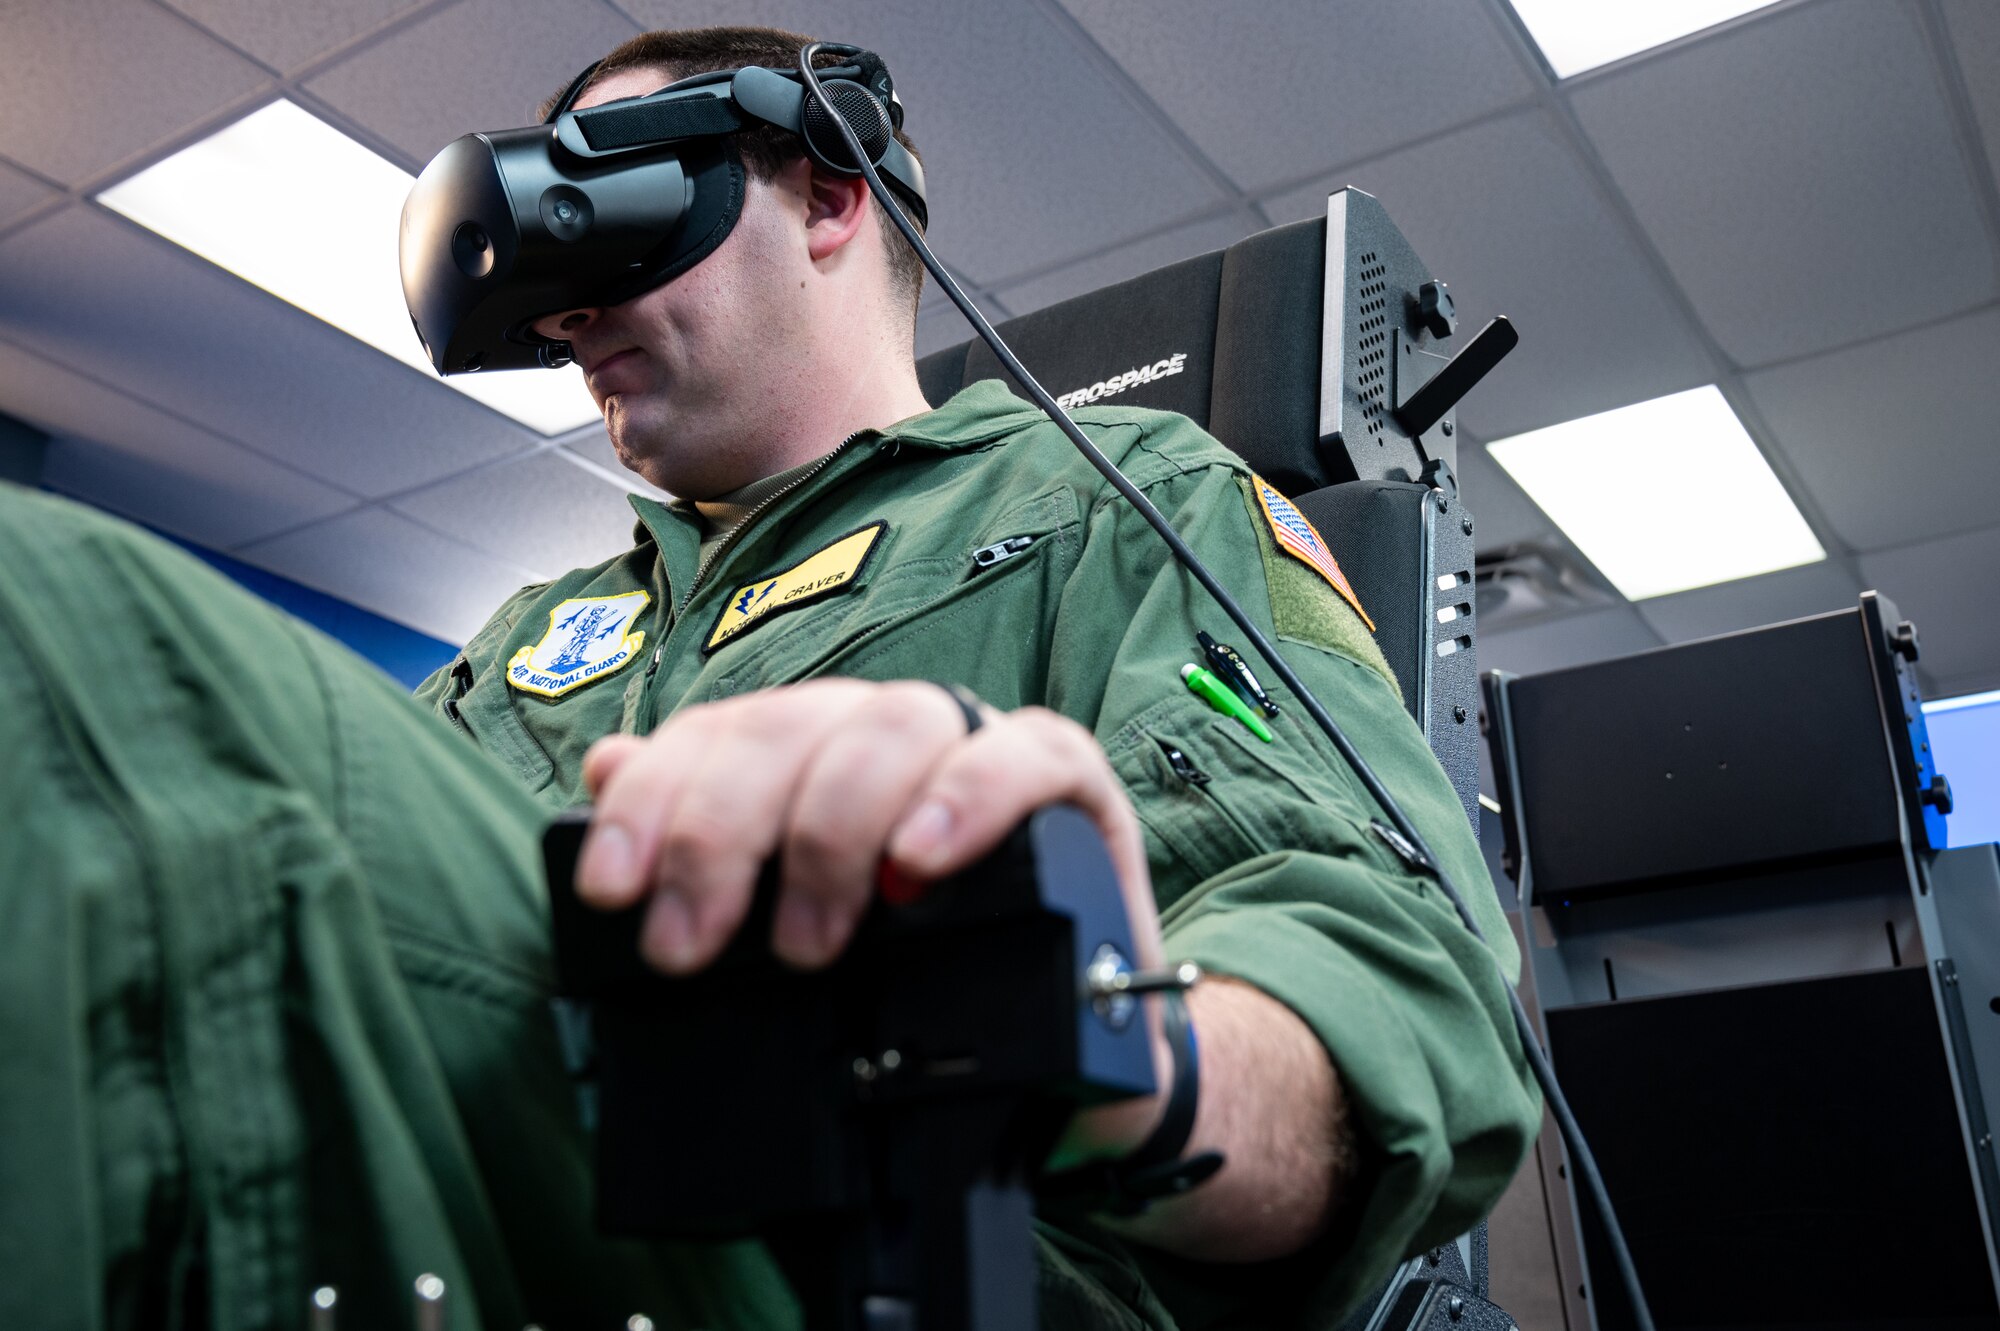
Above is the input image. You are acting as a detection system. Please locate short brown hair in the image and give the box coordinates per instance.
[543,26,927,323]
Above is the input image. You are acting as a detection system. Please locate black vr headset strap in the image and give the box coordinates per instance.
[544,53,924,222]
[546,59,604,124]
[571,94,750,153]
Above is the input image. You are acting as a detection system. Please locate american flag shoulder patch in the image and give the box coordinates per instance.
[1250,474,1376,632]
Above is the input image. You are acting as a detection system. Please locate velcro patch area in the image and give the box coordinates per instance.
[1249,474,1375,630]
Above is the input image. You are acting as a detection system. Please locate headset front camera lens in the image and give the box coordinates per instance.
[451,222,495,279]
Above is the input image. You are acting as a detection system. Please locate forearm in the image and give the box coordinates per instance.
[1072,976,1357,1263]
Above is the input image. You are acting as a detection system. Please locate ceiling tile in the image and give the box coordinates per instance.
[1743,305,2000,552]
[303,0,639,164]
[235,505,542,644]
[43,432,355,553]
[564,428,670,500]
[1930,666,2000,704]
[614,0,1232,284]
[992,212,1253,315]
[1265,111,1715,441]
[0,337,351,548]
[1569,0,1994,368]
[1478,605,1662,678]
[161,0,436,74]
[1941,0,2000,190]
[0,158,59,232]
[391,449,642,578]
[1635,558,1864,645]
[0,205,537,496]
[1057,0,1536,194]
[0,0,268,184]
[1861,524,2000,692]
[1456,437,1554,552]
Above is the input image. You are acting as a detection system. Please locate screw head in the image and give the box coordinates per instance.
[1453,705,1468,724]
[1461,515,1474,535]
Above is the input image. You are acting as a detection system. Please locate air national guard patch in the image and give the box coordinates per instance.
[1249,474,1376,631]
[705,521,887,653]
[507,590,651,698]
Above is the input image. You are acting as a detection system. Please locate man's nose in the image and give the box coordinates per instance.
[530,306,601,343]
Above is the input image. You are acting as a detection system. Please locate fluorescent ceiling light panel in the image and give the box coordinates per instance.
[1485,386,1824,600]
[98,100,598,436]
[1926,687,2000,716]
[1507,0,1785,78]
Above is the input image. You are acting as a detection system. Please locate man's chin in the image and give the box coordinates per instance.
[601,408,680,489]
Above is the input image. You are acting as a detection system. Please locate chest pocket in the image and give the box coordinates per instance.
[448,595,655,806]
[448,663,564,800]
[701,489,1079,702]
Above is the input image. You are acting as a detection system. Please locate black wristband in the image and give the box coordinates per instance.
[1120,989,1201,1171]
[1039,986,1226,1215]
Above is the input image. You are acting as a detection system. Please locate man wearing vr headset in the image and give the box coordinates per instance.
[0,24,1536,1331]
[408,20,1533,1324]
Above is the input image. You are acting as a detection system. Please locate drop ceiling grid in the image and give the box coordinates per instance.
[1459,0,1866,584]
[1049,0,1540,198]
[0,0,660,636]
[0,0,1993,669]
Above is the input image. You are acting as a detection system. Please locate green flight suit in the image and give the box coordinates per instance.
[413,380,1539,1323]
[0,485,784,1331]
[0,379,1536,1330]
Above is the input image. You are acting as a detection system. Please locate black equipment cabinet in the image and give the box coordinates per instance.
[1486,594,2000,1329]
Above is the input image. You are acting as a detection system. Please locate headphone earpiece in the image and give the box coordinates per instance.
[799,77,894,176]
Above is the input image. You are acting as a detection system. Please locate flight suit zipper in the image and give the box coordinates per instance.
[675,430,872,617]
[643,430,875,691]
[1159,741,1210,786]
[636,435,864,687]
[970,535,1037,571]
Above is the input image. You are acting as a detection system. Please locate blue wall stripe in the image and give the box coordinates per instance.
[169,535,458,690]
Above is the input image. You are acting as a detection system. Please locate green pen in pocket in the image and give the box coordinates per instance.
[1181,663,1274,742]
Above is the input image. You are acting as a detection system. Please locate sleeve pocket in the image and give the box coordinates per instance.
[1108,695,1409,916]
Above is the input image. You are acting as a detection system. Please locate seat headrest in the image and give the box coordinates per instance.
[918,217,1329,495]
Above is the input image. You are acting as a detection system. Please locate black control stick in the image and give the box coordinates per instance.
[544,805,1160,1331]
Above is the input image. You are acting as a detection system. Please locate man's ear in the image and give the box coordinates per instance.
[797,158,874,264]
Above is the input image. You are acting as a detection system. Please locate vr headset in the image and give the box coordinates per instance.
[398,45,928,376]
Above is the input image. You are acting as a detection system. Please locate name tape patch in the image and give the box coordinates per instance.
[508,590,651,698]
[1251,475,1375,631]
[705,522,887,653]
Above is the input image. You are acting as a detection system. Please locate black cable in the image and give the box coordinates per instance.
[797,43,1655,1329]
